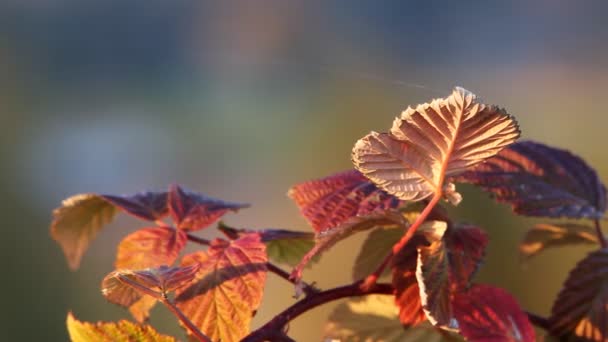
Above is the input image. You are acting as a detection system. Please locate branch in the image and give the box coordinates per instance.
[525,311,550,331]
[266,262,318,297]
[594,219,607,248]
[241,281,393,342]
[186,233,212,246]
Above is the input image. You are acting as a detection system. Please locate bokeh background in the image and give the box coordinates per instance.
[2,1,608,340]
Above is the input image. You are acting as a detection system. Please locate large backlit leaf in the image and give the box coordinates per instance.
[549,248,608,341]
[288,169,405,232]
[353,87,519,204]
[102,265,199,307]
[175,234,267,342]
[51,194,118,270]
[168,184,249,231]
[67,312,176,342]
[217,223,317,268]
[324,295,464,342]
[452,284,535,342]
[392,223,447,327]
[116,227,188,270]
[456,140,607,218]
[291,211,408,281]
[101,191,168,221]
[520,223,599,260]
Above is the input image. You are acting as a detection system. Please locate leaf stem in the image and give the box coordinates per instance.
[186,233,212,246]
[594,219,607,248]
[392,191,443,254]
[525,310,550,331]
[160,297,212,342]
[241,281,394,342]
[266,262,318,296]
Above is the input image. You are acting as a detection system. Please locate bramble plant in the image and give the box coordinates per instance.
[51,87,608,341]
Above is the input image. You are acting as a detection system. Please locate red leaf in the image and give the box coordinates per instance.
[550,248,608,341]
[101,265,199,307]
[456,140,607,218]
[288,169,405,233]
[452,284,535,342]
[101,191,168,221]
[115,227,187,270]
[175,234,267,341]
[168,184,249,231]
[446,224,488,289]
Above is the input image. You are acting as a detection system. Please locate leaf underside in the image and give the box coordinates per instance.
[452,284,535,342]
[101,191,168,221]
[175,234,267,342]
[550,248,608,341]
[519,223,599,261]
[456,140,607,218]
[66,312,176,342]
[352,87,520,204]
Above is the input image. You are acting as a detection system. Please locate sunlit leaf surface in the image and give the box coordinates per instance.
[550,248,608,341]
[67,312,176,342]
[353,87,519,204]
[452,284,535,342]
[168,184,249,231]
[324,295,464,342]
[520,223,598,260]
[457,140,607,218]
[175,234,267,342]
[51,194,118,270]
[116,227,188,270]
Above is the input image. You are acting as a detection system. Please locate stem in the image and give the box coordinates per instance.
[594,219,607,248]
[266,263,318,297]
[525,311,550,331]
[392,191,443,254]
[186,233,212,246]
[360,251,393,290]
[161,297,212,342]
[242,282,393,342]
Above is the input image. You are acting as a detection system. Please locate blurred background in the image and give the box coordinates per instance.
[2,0,608,340]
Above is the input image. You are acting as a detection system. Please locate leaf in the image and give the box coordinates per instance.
[324,295,464,342]
[217,223,317,267]
[101,191,168,221]
[352,87,520,204]
[51,194,118,270]
[175,234,267,342]
[116,227,188,270]
[102,265,200,307]
[353,226,405,281]
[128,296,158,323]
[549,248,608,341]
[66,312,176,342]
[415,224,488,331]
[452,284,535,342]
[520,223,599,260]
[168,184,249,231]
[392,223,447,327]
[456,140,607,218]
[288,169,406,232]
[291,211,409,281]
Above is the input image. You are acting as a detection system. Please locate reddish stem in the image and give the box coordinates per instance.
[241,282,394,342]
[594,219,607,248]
[161,298,211,342]
[525,311,550,331]
[186,233,212,246]
[392,191,442,254]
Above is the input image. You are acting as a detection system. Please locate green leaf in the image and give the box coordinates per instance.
[520,223,599,261]
[324,295,464,342]
[353,227,404,281]
[67,312,177,342]
[51,194,118,270]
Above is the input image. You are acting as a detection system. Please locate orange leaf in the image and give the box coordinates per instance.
[168,184,249,231]
[550,248,608,341]
[51,194,118,270]
[101,265,199,307]
[116,227,188,270]
[66,312,176,342]
[352,87,519,204]
[175,234,268,342]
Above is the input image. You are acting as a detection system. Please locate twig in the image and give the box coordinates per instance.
[266,262,318,296]
[186,233,212,246]
[241,282,393,342]
[594,219,607,248]
[161,297,212,342]
[525,311,550,331]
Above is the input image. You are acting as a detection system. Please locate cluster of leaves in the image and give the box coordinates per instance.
[52,87,608,341]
